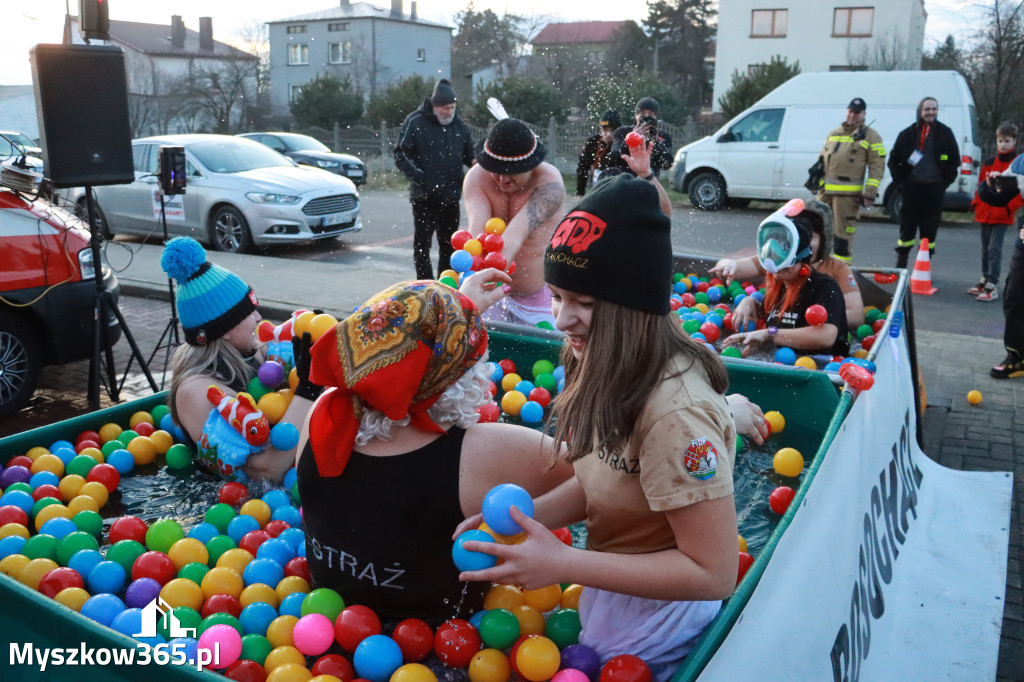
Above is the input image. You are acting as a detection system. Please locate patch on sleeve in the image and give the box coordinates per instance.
[683,437,718,480]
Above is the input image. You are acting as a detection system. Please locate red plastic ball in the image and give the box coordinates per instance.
[552,527,573,546]
[451,230,472,251]
[9,456,33,469]
[0,505,29,527]
[737,551,754,584]
[76,431,102,449]
[223,659,267,682]
[755,318,767,330]
[32,484,62,502]
[805,304,828,326]
[392,618,434,662]
[709,277,723,288]
[507,261,516,275]
[202,593,243,619]
[476,403,500,423]
[669,298,682,311]
[483,251,508,271]
[109,516,148,545]
[861,335,875,352]
[872,319,886,334]
[487,381,498,398]
[334,605,382,652]
[434,619,481,668]
[722,313,735,332]
[133,422,156,438]
[698,322,720,343]
[284,557,310,581]
[680,293,695,307]
[265,520,291,538]
[38,567,85,598]
[471,254,484,271]
[498,359,516,375]
[76,439,101,453]
[482,233,504,253]
[132,551,177,585]
[527,387,551,409]
[219,482,250,507]
[312,654,356,681]
[600,654,652,682]
[695,281,709,294]
[624,131,644,147]
[239,530,271,557]
[509,635,531,677]
[86,463,120,493]
[768,486,796,515]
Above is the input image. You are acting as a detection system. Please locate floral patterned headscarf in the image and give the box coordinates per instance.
[306,281,487,477]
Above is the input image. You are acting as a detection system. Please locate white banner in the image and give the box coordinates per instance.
[698,330,1012,681]
[151,189,185,221]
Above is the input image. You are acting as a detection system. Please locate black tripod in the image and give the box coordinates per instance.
[146,192,181,388]
[84,187,159,411]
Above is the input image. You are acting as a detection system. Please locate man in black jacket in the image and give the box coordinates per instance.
[888,97,961,268]
[575,109,620,196]
[604,97,674,179]
[394,79,475,279]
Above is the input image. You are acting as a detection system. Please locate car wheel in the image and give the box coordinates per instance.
[885,188,903,223]
[688,172,727,210]
[75,195,112,239]
[0,311,41,418]
[209,205,253,254]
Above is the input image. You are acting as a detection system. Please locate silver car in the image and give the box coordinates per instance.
[70,134,361,253]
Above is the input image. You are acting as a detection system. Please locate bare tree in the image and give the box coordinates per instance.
[232,20,272,129]
[845,29,920,70]
[171,59,259,134]
[965,0,1024,142]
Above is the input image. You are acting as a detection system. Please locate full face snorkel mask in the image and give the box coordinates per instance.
[756,198,812,274]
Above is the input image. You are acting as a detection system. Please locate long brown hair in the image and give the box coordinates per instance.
[762,265,812,315]
[550,299,729,462]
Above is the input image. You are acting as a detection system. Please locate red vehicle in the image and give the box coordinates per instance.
[0,186,120,417]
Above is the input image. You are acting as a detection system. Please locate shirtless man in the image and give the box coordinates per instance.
[463,118,565,326]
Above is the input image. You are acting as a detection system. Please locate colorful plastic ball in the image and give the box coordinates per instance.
[0,535,26,561]
[240,530,272,557]
[21,533,58,561]
[283,613,332,657]
[805,304,828,326]
[208,503,239,533]
[106,448,136,474]
[392,618,433,662]
[452,529,498,572]
[187,522,219,546]
[18,557,61,590]
[39,516,77,540]
[240,633,275,667]
[85,463,119,493]
[560,645,600,681]
[279,592,306,619]
[482,484,534,536]
[240,602,279,637]
[484,218,507,235]
[168,538,210,570]
[769,486,796,515]
[124,576,163,608]
[55,586,91,612]
[65,454,97,479]
[309,314,340,342]
[515,635,560,682]
[127,436,159,465]
[967,390,983,405]
[699,322,720,343]
[856,323,873,340]
[518,399,545,424]
[512,605,545,636]
[302,587,346,621]
[353,634,403,682]
[553,669,589,682]
[258,538,296,566]
[450,250,473,273]
[88,559,127,594]
[241,582,281,609]
[272,423,301,451]
[168,637,199,666]
[199,623,244,669]
[433,619,481,668]
[81,592,126,627]
[56,529,99,565]
[476,403,500,423]
[259,361,287,389]
[202,566,246,601]
[162,607,202,642]
[479,609,519,650]
[263,645,306,672]
[794,356,817,370]
[774,347,797,365]
[522,584,561,612]
[500,391,527,417]
[37,566,85,598]
[161,577,205,611]
[0,553,30,578]
[201,611,245,638]
[230,514,263,544]
[737,551,754,584]
[244,558,286,588]
[483,584,525,611]
[773,448,804,478]
[276,576,311,603]
[132,550,178,585]
[335,604,383,652]
[599,655,651,682]
[469,648,512,682]
[147,518,186,554]
[543,608,581,648]
[241,500,273,528]
[258,393,289,426]
[763,411,784,434]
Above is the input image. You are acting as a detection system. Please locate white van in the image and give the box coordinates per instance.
[672,70,982,219]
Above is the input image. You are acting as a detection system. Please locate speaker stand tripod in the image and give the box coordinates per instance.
[84,187,159,411]
[146,193,180,389]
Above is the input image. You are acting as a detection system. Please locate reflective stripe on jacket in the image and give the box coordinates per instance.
[820,123,886,199]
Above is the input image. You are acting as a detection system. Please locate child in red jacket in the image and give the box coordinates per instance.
[969,122,1021,301]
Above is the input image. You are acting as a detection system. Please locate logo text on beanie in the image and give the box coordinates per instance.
[550,211,606,254]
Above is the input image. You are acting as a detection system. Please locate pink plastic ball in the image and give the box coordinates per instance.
[293,612,335,656]
[198,623,242,669]
[553,670,591,682]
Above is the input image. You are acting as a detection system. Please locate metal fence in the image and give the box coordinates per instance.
[296,118,720,175]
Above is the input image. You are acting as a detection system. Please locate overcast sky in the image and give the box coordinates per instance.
[1,0,988,85]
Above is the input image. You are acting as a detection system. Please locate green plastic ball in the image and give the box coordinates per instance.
[721,347,742,358]
[101,440,122,457]
[291,481,301,506]
[117,430,140,446]
[682,319,701,335]
[57,531,99,566]
[159,606,201,641]
[866,308,884,324]
[205,535,236,565]
[146,519,185,553]
[535,320,555,330]
[73,510,104,538]
[106,539,146,572]
[165,443,193,469]
[694,292,710,305]
[531,359,555,379]
[856,324,873,340]
[30,496,62,520]
[5,482,31,495]
[736,433,743,452]
[240,634,274,666]
[205,503,236,534]
[301,587,346,621]
[200,612,243,636]
[21,533,59,562]
[535,373,557,392]
[672,273,684,283]
[439,276,459,288]
[478,608,520,649]
[178,561,210,585]
[246,376,270,402]
[151,404,171,424]
[66,454,99,478]
[544,608,582,649]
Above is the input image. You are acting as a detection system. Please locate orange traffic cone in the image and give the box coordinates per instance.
[910,238,937,295]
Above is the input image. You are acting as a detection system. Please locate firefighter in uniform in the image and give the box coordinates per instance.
[816,97,885,262]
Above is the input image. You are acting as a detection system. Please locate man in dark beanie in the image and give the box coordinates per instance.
[463,118,565,326]
[394,78,475,280]
[605,96,675,179]
[575,109,621,196]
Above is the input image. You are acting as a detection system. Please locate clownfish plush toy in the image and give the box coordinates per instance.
[196,387,270,481]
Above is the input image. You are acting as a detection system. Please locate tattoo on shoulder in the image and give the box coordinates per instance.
[526,182,564,234]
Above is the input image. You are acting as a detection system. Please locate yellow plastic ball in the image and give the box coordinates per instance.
[854,349,869,359]
[311,677,342,682]
[264,645,307,672]
[522,584,561,612]
[78,447,105,463]
[293,311,317,339]
[515,635,561,682]
[494,531,526,546]
[485,218,507,235]
[18,558,59,590]
[0,523,30,540]
[695,303,710,314]
[773,447,805,478]
[738,534,748,553]
[500,391,527,418]
[34,503,73,531]
[258,393,289,425]
[201,566,245,601]
[289,368,300,391]
[25,446,50,461]
[240,499,272,528]
[161,578,204,611]
[266,615,299,649]
[67,495,100,516]
[484,585,525,611]
[392,663,438,682]
[512,605,546,635]
[98,423,123,443]
[241,583,280,609]
[167,538,209,570]
[130,411,155,429]
[0,554,31,578]
[464,239,484,257]
[54,586,91,612]
[439,269,460,282]
[794,356,816,370]
[217,548,255,574]
[267,664,313,682]
[559,584,583,610]
[275,576,311,601]
[309,314,339,342]
[78,481,109,508]
[967,390,983,405]
[58,475,86,502]
[149,430,174,454]
[31,454,65,477]
[500,373,522,393]
[764,411,785,434]
[127,436,158,465]
[278,389,294,407]
[469,648,511,682]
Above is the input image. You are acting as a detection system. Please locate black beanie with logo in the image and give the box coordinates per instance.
[544,174,672,314]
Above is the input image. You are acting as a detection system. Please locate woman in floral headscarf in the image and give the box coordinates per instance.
[295,269,571,624]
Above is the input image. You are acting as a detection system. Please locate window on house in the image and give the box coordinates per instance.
[747,64,764,76]
[833,8,874,37]
[329,42,352,64]
[289,84,304,102]
[416,48,426,62]
[288,44,309,65]
[328,22,351,32]
[286,25,308,34]
[751,9,787,37]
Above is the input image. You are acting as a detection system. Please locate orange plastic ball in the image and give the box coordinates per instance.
[98,423,123,443]
[31,454,65,477]
[54,586,91,612]
[78,481,109,508]
[773,447,805,478]
[66,495,100,516]
[515,635,560,681]
[309,314,339,342]
[78,447,105,463]
[161,578,204,611]
[391,663,438,682]
[258,393,289,425]
[149,430,174,454]
[275,576,311,601]
[217,548,256,574]
[127,436,158,465]
[167,538,210,570]
[500,391,527,417]
[240,500,272,528]
[0,554,31,577]
[241,583,280,609]
[967,390,983,405]
[512,605,545,635]
[794,356,816,370]
[464,239,483,257]
[266,615,299,649]
[264,645,307,672]
[129,411,155,429]
[58,475,86,502]
[485,218,507,235]
[201,566,245,601]
[469,648,511,682]
[559,584,583,610]
[484,584,525,611]
[522,584,561,612]
[293,311,317,339]
[764,411,785,434]
[500,373,522,393]
[18,558,59,590]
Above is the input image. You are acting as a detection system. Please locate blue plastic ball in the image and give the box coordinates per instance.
[39,517,77,540]
[742,320,757,333]
[519,400,544,424]
[80,593,126,627]
[49,440,75,454]
[489,362,504,383]
[0,535,26,560]
[271,505,302,528]
[0,490,33,514]
[752,291,765,303]
[450,250,473,273]
[733,293,746,306]
[557,378,565,393]
[552,366,565,382]
[282,467,298,491]
[270,423,300,451]
[278,527,305,552]
[353,634,404,682]
[824,361,841,372]
[256,538,295,565]
[187,522,220,545]
[706,315,724,328]
[469,609,488,630]
[279,591,306,618]
[297,542,306,558]
[111,608,167,646]
[239,602,279,636]
[673,280,688,294]
[168,637,198,665]
[243,557,285,587]
[452,529,498,572]
[29,471,61,489]
[160,413,176,434]
[707,287,722,303]
[261,489,291,511]
[106,448,135,475]
[68,548,103,577]
[227,514,261,544]
[51,447,77,466]
[88,560,127,594]
[690,332,706,342]
[514,380,535,395]
[482,484,534,536]
[774,347,797,365]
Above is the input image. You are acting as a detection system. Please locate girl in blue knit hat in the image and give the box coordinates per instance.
[162,237,317,482]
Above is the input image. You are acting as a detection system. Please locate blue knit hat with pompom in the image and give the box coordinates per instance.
[160,237,258,345]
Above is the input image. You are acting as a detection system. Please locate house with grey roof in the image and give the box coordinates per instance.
[268,0,452,118]
[70,15,259,135]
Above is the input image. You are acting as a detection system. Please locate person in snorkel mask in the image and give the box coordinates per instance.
[723,199,850,357]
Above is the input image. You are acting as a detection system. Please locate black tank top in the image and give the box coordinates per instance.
[297,427,488,624]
